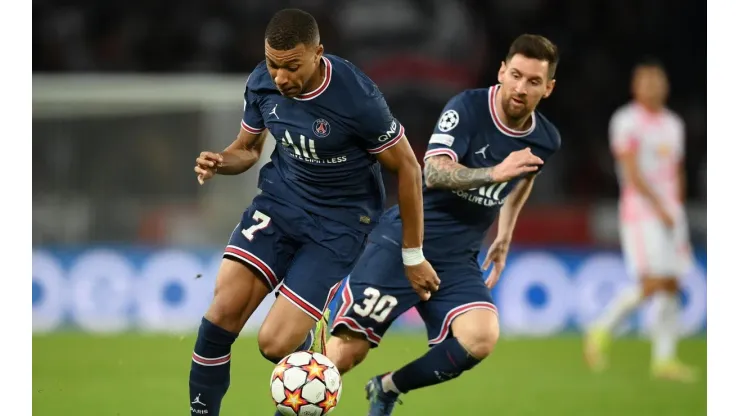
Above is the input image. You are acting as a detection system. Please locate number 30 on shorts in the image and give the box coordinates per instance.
[353,287,398,323]
[242,210,271,241]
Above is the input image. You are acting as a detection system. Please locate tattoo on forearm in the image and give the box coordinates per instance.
[424,156,493,190]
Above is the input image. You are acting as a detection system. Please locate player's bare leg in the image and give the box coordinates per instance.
[650,279,697,382]
[204,261,272,332]
[449,308,500,359]
[190,260,272,416]
[258,294,328,363]
[367,309,499,416]
[324,327,371,374]
[584,277,665,371]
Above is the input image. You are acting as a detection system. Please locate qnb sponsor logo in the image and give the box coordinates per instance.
[377,120,399,142]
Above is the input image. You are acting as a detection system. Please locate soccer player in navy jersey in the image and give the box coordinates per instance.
[323,34,562,415]
[189,9,439,416]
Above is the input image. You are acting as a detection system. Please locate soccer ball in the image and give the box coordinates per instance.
[270,351,342,416]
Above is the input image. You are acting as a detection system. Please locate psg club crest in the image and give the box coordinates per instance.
[312,118,331,138]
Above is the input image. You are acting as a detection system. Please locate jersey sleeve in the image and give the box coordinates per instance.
[354,92,405,155]
[240,75,265,134]
[423,93,474,163]
[533,127,561,175]
[608,111,637,156]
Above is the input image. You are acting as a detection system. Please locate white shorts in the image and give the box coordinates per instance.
[619,216,693,279]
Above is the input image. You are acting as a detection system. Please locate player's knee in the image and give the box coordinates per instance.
[640,278,659,297]
[326,328,371,374]
[460,326,499,359]
[661,278,680,293]
[204,260,268,332]
[455,313,500,360]
[204,294,245,332]
[257,329,296,363]
[641,277,678,297]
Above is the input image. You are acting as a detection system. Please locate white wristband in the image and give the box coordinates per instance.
[401,247,425,266]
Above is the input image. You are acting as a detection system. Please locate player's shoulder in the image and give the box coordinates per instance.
[446,88,489,111]
[663,107,685,128]
[432,88,490,134]
[325,55,386,108]
[245,61,275,94]
[609,102,639,125]
[533,110,562,152]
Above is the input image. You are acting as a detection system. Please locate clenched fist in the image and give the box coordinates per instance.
[404,260,441,301]
[194,151,224,185]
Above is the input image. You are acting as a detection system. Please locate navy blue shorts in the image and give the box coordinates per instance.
[331,241,497,347]
[223,194,367,321]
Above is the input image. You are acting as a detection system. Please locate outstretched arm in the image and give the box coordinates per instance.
[496,173,536,242]
[481,173,536,289]
[375,135,440,300]
[617,150,673,227]
[194,128,269,183]
[196,71,269,182]
[375,135,423,250]
[424,154,498,190]
[216,128,269,175]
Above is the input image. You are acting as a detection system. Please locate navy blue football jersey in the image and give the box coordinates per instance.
[241,55,405,233]
[370,85,561,264]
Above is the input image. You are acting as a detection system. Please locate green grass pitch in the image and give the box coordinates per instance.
[33,333,706,415]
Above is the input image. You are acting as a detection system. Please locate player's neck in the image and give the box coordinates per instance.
[635,100,664,114]
[303,58,326,95]
[495,90,533,131]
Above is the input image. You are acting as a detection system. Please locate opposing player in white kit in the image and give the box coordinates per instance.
[584,59,696,382]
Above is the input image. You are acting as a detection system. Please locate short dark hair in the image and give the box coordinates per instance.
[505,34,560,79]
[633,56,666,73]
[265,9,320,51]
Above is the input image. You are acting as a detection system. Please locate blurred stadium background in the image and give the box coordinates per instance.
[32,0,706,414]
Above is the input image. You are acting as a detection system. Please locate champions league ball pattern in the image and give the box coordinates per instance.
[271,351,343,416]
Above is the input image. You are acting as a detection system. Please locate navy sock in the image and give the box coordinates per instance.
[189,317,238,416]
[389,338,481,394]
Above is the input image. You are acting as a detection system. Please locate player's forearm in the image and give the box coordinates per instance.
[397,161,425,249]
[215,149,261,175]
[217,130,267,175]
[627,170,665,211]
[496,176,535,241]
[424,156,497,190]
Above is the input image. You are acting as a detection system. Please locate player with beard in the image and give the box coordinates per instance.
[321,34,562,415]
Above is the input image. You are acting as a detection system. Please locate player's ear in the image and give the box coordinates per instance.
[497,61,506,84]
[543,79,556,99]
[315,44,324,64]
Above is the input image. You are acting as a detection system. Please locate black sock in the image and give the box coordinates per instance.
[389,337,481,394]
[189,317,238,415]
